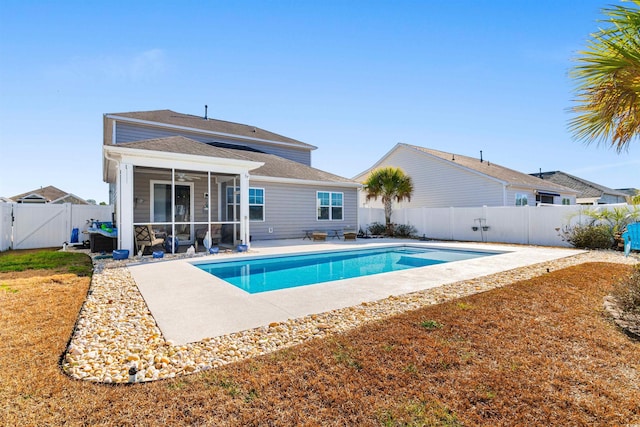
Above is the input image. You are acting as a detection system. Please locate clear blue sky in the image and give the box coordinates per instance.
[1,0,638,203]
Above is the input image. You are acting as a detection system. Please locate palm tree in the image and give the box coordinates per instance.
[570,1,640,152]
[363,167,413,235]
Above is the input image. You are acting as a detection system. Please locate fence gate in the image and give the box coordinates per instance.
[8,203,114,250]
[12,203,72,249]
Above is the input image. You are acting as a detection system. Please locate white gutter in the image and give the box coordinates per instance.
[103,145,264,170]
[251,175,362,188]
[106,114,318,151]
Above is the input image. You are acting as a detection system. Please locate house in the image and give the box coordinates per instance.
[353,143,577,208]
[617,188,640,203]
[103,109,360,253]
[9,185,90,205]
[531,171,629,205]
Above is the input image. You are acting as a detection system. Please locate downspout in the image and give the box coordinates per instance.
[104,149,120,248]
[171,168,176,254]
[207,171,212,247]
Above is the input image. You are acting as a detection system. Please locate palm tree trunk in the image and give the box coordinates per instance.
[384,200,393,235]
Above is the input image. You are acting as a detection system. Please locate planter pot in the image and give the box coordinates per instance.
[164,236,179,253]
[237,244,248,252]
[482,226,490,231]
[113,249,129,260]
[209,246,220,255]
[152,251,164,258]
[472,226,479,231]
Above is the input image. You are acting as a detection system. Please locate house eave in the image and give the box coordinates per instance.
[103,145,265,183]
[506,183,578,196]
[105,114,318,151]
[251,175,362,188]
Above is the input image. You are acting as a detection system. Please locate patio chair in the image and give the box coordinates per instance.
[135,225,165,255]
[622,222,640,257]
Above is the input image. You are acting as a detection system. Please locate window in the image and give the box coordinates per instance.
[249,188,264,221]
[536,194,554,204]
[317,191,343,220]
[226,187,264,221]
[515,193,528,206]
[562,198,571,205]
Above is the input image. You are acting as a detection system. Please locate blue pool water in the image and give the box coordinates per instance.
[195,245,501,294]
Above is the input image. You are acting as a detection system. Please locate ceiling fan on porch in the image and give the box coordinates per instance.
[176,173,201,182]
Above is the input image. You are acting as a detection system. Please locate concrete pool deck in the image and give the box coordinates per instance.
[129,240,584,345]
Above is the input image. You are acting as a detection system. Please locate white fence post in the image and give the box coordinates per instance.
[0,203,13,251]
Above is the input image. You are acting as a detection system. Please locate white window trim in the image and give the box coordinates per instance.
[249,187,265,222]
[316,191,344,221]
[227,186,265,222]
[515,193,528,207]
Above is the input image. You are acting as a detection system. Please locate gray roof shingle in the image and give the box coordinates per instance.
[403,144,576,193]
[108,110,315,149]
[10,185,89,204]
[532,171,629,199]
[117,137,356,184]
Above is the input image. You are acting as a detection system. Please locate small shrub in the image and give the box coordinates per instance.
[560,224,614,249]
[394,224,417,238]
[367,222,386,236]
[420,320,443,330]
[612,266,640,314]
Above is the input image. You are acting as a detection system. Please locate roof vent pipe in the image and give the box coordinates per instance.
[204,105,208,120]
[539,168,543,179]
[480,150,483,163]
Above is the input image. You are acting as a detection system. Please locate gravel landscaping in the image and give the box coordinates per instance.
[62,248,639,383]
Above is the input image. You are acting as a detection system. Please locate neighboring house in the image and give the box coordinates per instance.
[532,171,629,205]
[103,109,360,253]
[616,188,639,201]
[353,143,577,208]
[9,185,90,205]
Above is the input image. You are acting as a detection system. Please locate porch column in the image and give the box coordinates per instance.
[118,162,134,253]
[239,172,250,247]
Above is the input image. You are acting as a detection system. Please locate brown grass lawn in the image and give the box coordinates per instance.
[1,261,639,426]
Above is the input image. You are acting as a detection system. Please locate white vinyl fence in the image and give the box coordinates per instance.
[0,203,114,251]
[359,204,634,247]
[0,203,12,251]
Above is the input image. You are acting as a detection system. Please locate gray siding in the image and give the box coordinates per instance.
[356,147,505,208]
[248,181,358,240]
[505,187,576,206]
[115,122,312,166]
[131,169,358,241]
[504,188,534,207]
[132,170,221,225]
[600,193,627,204]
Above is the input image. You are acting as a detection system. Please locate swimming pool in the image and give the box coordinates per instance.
[195,245,502,294]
